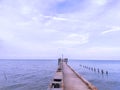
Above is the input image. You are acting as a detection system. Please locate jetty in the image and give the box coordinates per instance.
[48,58,97,90]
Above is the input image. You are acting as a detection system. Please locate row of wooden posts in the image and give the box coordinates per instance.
[80,64,108,75]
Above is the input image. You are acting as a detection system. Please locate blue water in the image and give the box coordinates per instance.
[0,60,57,90]
[69,60,120,90]
[0,60,120,90]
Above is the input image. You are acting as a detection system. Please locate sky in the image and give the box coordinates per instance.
[0,0,120,60]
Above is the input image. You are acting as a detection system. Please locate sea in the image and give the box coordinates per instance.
[0,59,120,90]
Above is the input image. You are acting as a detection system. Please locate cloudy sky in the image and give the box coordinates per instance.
[0,0,120,60]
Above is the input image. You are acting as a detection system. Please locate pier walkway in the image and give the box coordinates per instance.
[48,58,97,90]
[63,62,97,90]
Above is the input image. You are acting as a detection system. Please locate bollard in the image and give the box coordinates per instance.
[101,70,104,75]
[94,68,96,72]
[106,71,108,75]
[97,68,99,73]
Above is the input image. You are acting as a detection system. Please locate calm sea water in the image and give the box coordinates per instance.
[0,60,120,90]
[69,60,120,90]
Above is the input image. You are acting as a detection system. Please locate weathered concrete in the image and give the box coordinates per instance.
[62,62,97,90]
[48,58,97,90]
[47,64,64,90]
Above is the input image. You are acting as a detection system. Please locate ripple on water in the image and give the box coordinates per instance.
[0,83,27,90]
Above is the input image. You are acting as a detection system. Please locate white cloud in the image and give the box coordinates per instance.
[0,0,120,59]
[55,33,89,46]
[16,21,32,26]
[0,4,2,9]
[52,16,68,21]
[43,29,59,33]
[21,6,32,15]
[0,31,15,41]
[86,47,120,53]
[75,46,120,60]
[91,0,110,5]
[56,0,65,2]
[102,26,120,35]
[39,14,70,21]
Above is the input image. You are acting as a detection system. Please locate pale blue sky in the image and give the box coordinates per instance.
[0,0,120,60]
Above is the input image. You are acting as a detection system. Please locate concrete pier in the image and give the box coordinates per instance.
[48,58,97,90]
